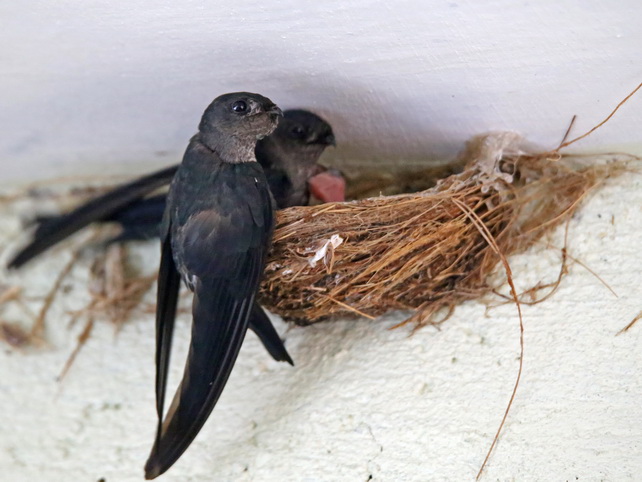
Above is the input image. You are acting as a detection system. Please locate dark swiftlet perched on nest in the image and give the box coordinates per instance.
[259,132,627,326]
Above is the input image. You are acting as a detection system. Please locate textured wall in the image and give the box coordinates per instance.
[1,173,641,480]
[1,1,641,481]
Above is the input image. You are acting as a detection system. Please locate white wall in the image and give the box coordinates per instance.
[1,174,641,481]
[1,1,641,183]
[1,1,641,481]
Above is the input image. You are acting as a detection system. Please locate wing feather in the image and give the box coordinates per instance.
[153,226,182,445]
[8,165,177,268]
[145,246,263,479]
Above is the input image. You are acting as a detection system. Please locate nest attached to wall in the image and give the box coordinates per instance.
[259,132,627,326]
[0,132,633,349]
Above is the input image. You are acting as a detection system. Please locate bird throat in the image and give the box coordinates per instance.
[200,130,258,164]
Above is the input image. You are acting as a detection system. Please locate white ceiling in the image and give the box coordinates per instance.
[1,0,641,182]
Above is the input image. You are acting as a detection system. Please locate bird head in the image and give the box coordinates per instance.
[277,109,336,150]
[199,92,283,146]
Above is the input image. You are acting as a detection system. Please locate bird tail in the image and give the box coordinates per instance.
[144,279,255,479]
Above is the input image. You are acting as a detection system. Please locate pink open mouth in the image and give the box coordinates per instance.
[308,169,346,203]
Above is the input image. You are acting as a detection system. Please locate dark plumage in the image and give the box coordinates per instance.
[7,110,342,365]
[112,109,338,240]
[9,166,178,268]
[257,108,336,208]
[7,110,338,264]
[145,92,281,479]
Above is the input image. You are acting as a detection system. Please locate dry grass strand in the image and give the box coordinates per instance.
[260,135,628,327]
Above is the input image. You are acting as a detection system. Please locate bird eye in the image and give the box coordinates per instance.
[290,125,305,138]
[231,100,248,113]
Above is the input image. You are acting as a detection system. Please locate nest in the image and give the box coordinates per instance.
[260,132,627,326]
[0,132,634,349]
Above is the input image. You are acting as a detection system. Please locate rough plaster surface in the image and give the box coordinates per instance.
[0,165,640,481]
[1,1,642,480]
[1,1,642,183]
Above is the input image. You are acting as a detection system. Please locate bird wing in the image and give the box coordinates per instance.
[145,196,273,479]
[8,165,178,268]
[108,193,167,225]
[153,218,182,443]
[106,194,167,242]
[248,303,293,365]
[263,167,293,209]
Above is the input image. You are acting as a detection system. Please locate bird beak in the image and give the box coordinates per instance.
[266,105,283,118]
[323,133,337,146]
[309,132,336,146]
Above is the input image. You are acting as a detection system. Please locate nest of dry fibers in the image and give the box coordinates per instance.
[260,132,624,326]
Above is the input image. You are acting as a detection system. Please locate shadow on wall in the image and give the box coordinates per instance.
[252,71,471,168]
